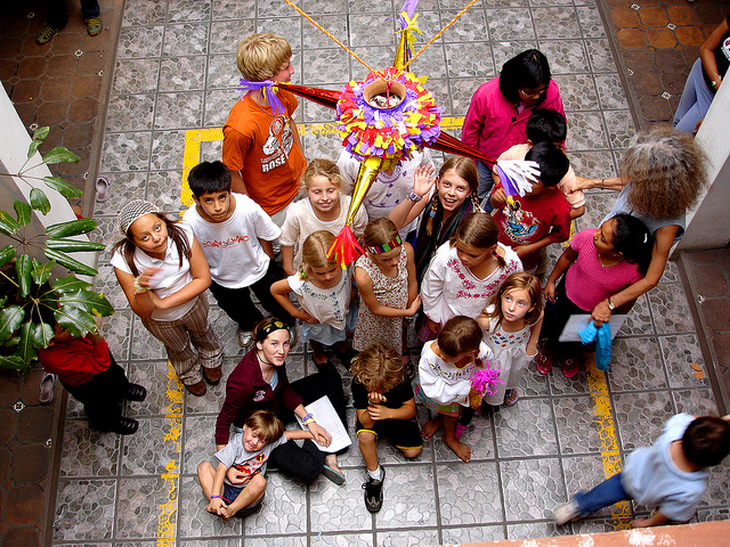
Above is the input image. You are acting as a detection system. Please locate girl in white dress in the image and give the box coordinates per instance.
[477,272,543,407]
[271,231,355,367]
[420,212,522,341]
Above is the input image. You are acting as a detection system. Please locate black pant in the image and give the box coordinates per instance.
[47,0,100,28]
[540,276,586,355]
[269,366,348,482]
[209,261,294,331]
[61,352,130,431]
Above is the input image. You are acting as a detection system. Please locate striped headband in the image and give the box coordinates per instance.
[366,234,403,254]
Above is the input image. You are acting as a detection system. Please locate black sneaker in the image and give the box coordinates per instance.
[112,417,139,435]
[362,468,385,513]
[125,383,147,402]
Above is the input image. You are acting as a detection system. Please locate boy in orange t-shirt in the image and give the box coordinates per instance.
[222,33,306,224]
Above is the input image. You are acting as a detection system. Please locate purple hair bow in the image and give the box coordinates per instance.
[238,78,286,115]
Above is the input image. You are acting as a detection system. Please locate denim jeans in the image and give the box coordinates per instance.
[574,473,629,515]
[47,0,100,29]
[476,160,495,206]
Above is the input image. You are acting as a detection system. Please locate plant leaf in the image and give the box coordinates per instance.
[0,211,20,236]
[45,218,97,238]
[55,301,97,338]
[13,201,32,226]
[46,238,106,253]
[17,322,38,362]
[51,274,91,294]
[31,260,55,286]
[0,354,28,372]
[44,248,98,277]
[29,188,51,215]
[0,245,16,268]
[32,126,50,141]
[0,305,25,345]
[15,254,32,298]
[0,297,6,308]
[34,320,54,349]
[27,139,41,159]
[59,289,114,318]
[43,176,84,200]
[42,147,80,165]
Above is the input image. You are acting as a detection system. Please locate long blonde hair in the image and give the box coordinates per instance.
[483,272,543,327]
[299,230,336,278]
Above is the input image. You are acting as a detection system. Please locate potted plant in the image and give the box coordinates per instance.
[0,126,113,373]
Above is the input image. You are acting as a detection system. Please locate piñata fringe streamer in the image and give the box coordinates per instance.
[327,225,366,269]
[238,79,285,115]
[496,159,540,206]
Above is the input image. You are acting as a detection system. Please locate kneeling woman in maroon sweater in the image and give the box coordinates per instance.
[215,318,348,483]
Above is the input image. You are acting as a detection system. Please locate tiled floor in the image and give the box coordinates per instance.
[1,0,729,545]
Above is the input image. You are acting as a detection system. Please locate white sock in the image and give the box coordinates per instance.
[367,466,383,481]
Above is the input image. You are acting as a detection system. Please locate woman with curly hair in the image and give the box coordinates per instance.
[564,128,707,326]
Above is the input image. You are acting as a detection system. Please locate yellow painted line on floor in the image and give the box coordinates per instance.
[585,355,632,530]
[156,364,184,546]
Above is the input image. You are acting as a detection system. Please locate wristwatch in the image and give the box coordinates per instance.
[407,190,422,202]
[607,297,615,311]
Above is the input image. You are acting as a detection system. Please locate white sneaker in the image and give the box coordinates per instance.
[39,373,57,404]
[237,329,253,348]
[554,499,581,525]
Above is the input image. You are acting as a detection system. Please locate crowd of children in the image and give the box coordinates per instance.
[37,31,727,530]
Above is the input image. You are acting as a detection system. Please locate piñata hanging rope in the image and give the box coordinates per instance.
[283,0,378,75]
[403,0,481,70]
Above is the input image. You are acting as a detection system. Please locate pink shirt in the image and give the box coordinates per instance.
[565,229,643,311]
[462,78,565,163]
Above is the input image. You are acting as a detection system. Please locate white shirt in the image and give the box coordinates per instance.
[418,340,491,406]
[337,149,434,236]
[183,193,281,288]
[287,268,352,329]
[111,223,196,321]
[421,242,522,325]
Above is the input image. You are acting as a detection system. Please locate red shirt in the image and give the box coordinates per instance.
[38,336,111,386]
[492,186,571,270]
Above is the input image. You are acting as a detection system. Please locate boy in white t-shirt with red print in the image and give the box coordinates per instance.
[183,161,294,347]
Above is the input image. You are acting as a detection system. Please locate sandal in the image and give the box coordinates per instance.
[535,348,553,375]
[322,464,346,485]
[503,388,519,407]
[562,357,579,378]
[95,177,109,203]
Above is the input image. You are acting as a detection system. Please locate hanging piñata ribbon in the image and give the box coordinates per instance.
[238,79,286,115]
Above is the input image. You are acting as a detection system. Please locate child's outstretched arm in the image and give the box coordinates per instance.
[270,279,318,324]
[285,429,316,442]
[207,462,229,515]
[149,237,211,311]
[354,267,420,318]
[632,510,669,528]
[525,310,544,357]
[404,243,419,311]
[281,245,296,276]
[544,246,578,301]
[388,165,434,230]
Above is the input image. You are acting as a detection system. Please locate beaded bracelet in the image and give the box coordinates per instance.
[302,413,313,422]
[303,417,316,426]
[133,275,149,294]
[210,495,221,499]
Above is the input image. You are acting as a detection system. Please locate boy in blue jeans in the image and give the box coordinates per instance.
[183,160,294,347]
[197,410,315,519]
[555,413,730,527]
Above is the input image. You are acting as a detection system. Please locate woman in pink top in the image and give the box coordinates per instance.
[537,214,653,377]
[462,49,565,201]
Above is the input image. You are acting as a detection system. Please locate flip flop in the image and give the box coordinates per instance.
[321,464,346,485]
[95,177,109,203]
[562,358,579,378]
[503,389,519,407]
[535,348,553,375]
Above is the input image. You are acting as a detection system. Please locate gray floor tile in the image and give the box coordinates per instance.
[117,25,165,59]
[561,454,619,519]
[100,131,153,172]
[106,93,155,132]
[92,171,149,218]
[533,7,581,40]
[500,458,565,521]
[553,396,604,455]
[122,0,168,26]
[495,398,558,457]
[159,57,208,93]
[113,58,161,94]
[445,42,494,79]
[608,336,667,392]
[309,472,374,533]
[486,9,535,42]
[167,0,212,23]
[433,411,496,462]
[182,414,218,475]
[121,416,183,475]
[539,41,590,75]
[146,170,186,214]
[180,539,242,547]
[210,20,256,54]
[313,533,373,547]
[617,294,653,337]
[437,461,502,525]
[506,521,562,540]
[116,476,178,539]
[59,420,120,477]
[154,91,205,129]
[373,465,437,528]
[672,388,718,416]
[243,473,308,535]
[595,73,631,110]
[554,73,599,112]
[54,479,117,541]
[659,334,708,389]
[649,284,696,335]
[376,529,440,547]
[613,391,675,451]
[163,23,211,56]
[441,524,505,544]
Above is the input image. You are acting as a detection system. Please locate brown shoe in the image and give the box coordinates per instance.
[203,365,222,385]
[185,380,206,396]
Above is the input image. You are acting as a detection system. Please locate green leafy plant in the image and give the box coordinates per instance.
[0,126,113,373]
